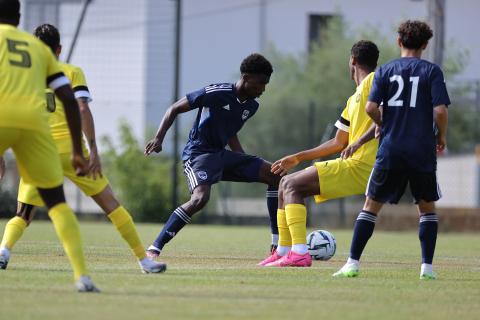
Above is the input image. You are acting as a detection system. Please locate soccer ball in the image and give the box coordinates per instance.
[306,230,336,261]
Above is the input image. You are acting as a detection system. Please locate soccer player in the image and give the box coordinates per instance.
[333,20,449,279]
[0,24,167,274]
[258,40,380,267]
[144,54,281,257]
[0,0,97,291]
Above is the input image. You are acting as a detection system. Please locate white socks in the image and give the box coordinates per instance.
[271,234,279,246]
[292,244,308,255]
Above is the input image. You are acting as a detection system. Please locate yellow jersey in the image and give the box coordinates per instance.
[0,24,69,133]
[47,62,92,153]
[334,72,378,165]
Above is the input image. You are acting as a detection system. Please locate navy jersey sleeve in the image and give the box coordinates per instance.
[368,68,384,105]
[186,87,207,110]
[430,65,451,107]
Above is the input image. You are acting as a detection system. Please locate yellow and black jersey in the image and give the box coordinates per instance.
[48,62,92,153]
[0,24,69,133]
[334,72,378,165]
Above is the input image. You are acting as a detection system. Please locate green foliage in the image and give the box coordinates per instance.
[100,121,176,222]
[0,185,16,218]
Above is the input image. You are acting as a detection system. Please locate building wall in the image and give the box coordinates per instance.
[437,154,479,208]
[20,0,480,149]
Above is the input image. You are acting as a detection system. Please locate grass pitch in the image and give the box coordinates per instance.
[0,220,479,320]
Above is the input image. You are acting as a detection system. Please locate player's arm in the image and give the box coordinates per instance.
[365,101,382,126]
[0,156,5,180]
[227,135,245,153]
[434,105,448,152]
[271,129,349,176]
[55,85,88,176]
[144,97,191,155]
[341,123,376,159]
[78,98,102,179]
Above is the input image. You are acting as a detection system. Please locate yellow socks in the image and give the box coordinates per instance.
[277,209,292,247]
[285,204,307,245]
[48,203,87,280]
[0,216,27,249]
[108,206,146,260]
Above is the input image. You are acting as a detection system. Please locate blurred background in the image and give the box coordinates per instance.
[1,0,479,231]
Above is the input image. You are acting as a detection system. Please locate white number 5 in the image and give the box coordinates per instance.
[388,75,419,108]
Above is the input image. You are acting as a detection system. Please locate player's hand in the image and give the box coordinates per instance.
[71,153,89,176]
[0,156,5,180]
[88,148,103,180]
[271,155,299,176]
[341,142,360,160]
[436,134,447,154]
[144,137,162,156]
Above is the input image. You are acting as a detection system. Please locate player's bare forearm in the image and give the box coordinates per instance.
[228,135,245,153]
[434,105,448,137]
[341,124,376,159]
[297,129,348,162]
[434,105,448,151]
[55,85,84,155]
[366,101,382,126]
[78,98,97,151]
[155,97,190,143]
[145,97,190,155]
[0,156,5,180]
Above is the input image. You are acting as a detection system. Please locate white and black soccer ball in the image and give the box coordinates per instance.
[306,230,336,261]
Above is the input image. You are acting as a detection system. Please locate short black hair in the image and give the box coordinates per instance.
[34,24,60,53]
[398,20,433,50]
[0,0,20,22]
[351,40,379,70]
[240,53,273,77]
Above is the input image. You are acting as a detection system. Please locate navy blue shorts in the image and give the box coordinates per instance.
[183,150,265,193]
[366,167,442,204]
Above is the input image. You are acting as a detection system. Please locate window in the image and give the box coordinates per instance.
[308,14,333,52]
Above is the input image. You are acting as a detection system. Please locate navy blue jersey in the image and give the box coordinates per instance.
[369,57,450,172]
[182,83,259,160]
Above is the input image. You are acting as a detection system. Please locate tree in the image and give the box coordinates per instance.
[101,121,187,222]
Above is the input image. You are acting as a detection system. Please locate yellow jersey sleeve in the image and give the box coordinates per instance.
[48,63,91,153]
[70,66,92,101]
[44,45,70,90]
[335,98,351,133]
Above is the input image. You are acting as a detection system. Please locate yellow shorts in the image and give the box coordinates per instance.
[18,152,109,207]
[0,128,63,189]
[313,158,373,203]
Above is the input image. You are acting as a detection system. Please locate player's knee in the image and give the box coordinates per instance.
[281,175,300,195]
[190,192,210,210]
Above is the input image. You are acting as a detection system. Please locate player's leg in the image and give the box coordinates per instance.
[90,185,166,273]
[147,184,212,257]
[334,168,407,278]
[147,153,222,257]
[410,172,441,280]
[12,129,97,292]
[258,161,281,252]
[258,176,291,266]
[0,203,36,269]
[266,166,320,267]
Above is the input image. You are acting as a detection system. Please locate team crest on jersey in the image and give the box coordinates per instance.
[241,110,250,120]
[197,171,208,180]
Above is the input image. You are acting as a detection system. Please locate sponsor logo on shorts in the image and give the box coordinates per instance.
[197,171,208,180]
[241,110,250,120]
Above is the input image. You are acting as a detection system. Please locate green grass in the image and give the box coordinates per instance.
[0,220,479,320]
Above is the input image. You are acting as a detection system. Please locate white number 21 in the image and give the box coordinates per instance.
[388,75,419,108]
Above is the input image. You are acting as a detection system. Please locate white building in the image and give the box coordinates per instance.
[13,0,480,212]
[21,0,480,148]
